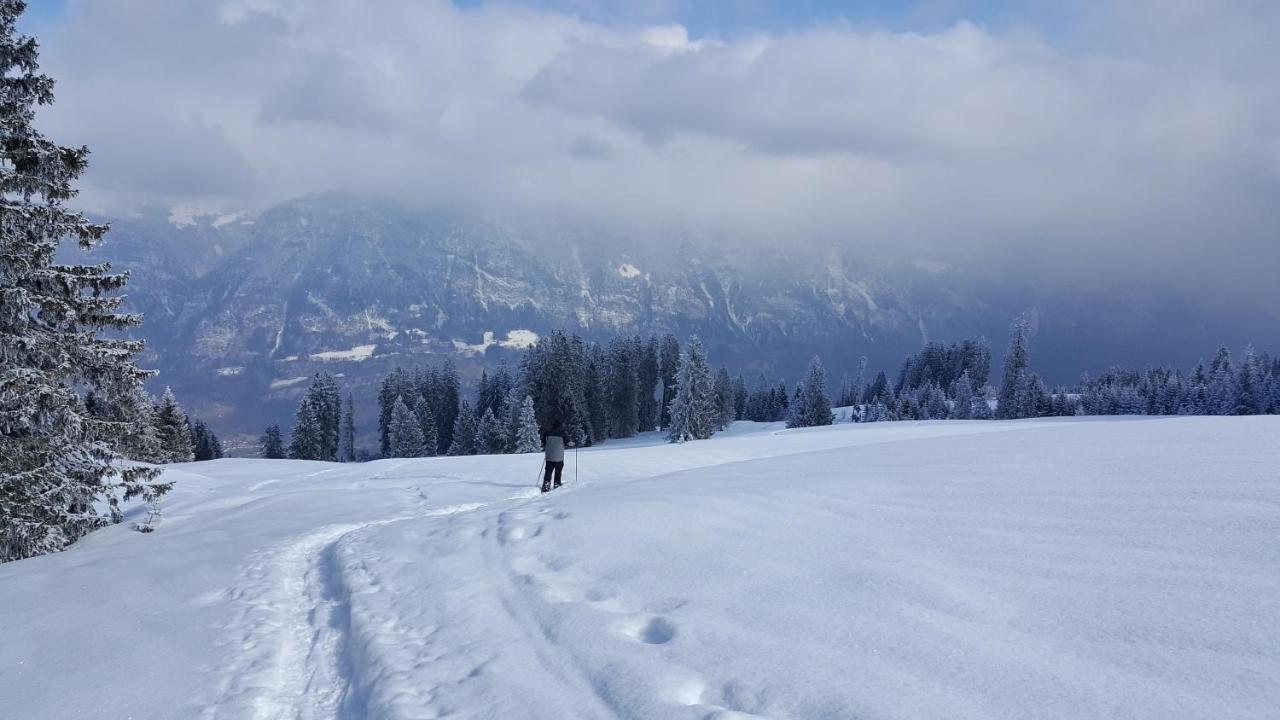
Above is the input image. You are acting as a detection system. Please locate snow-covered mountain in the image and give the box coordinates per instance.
[3,417,1278,718]
[85,194,1279,444]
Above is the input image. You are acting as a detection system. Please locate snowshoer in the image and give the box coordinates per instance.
[541,424,569,493]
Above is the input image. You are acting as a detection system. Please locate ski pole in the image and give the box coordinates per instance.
[574,445,579,484]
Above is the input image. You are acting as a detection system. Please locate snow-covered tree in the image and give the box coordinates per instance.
[260,425,286,459]
[412,395,437,457]
[667,336,717,442]
[658,334,681,429]
[1207,346,1235,415]
[475,407,503,455]
[732,374,748,421]
[996,314,1035,420]
[337,392,355,462]
[289,393,324,460]
[514,395,541,453]
[606,337,640,438]
[637,337,661,432]
[388,397,426,458]
[714,367,736,430]
[154,387,194,463]
[448,399,477,456]
[788,357,834,428]
[950,371,976,419]
[89,382,163,463]
[498,387,521,453]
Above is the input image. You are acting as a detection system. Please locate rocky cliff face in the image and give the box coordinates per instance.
[85,194,1278,449]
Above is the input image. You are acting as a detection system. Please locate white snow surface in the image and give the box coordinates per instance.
[310,345,377,362]
[3,417,1278,719]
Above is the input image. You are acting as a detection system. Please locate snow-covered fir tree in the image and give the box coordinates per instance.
[787,356,834,428]
[89,382,163,463]
[732,374,748,421]
[448,399,477,456]
[337,392,356,462]
[606,337,639,438]
[0,1,174,560]
[388,397,426,458]
[657,334,681,429]
[260,425,286,459]
[412,395,438,457]
[289,393,325,460]
[714,367,735,430]
[996,314,1035,419]
[499,387,522,453]
[435,360,461,451]
[514,395,541,453]
[666,336,717,442]
[637,337,661,432]
[950,371,976,419]
[154,387,194,463]
[475,407,503,455]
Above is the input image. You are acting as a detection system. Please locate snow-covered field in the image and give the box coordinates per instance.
[3,417,1278,719]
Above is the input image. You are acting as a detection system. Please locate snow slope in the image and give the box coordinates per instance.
[2,417,1278,719]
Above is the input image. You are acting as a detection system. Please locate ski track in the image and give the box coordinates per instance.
[201,425,1091,719]
[205,486,488,720]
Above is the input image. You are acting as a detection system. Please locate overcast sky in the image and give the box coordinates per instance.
[21,0,1280,284]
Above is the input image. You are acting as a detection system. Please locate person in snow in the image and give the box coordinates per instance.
[541,423,570,493]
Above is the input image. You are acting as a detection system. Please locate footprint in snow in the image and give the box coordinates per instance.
[614,615,678,645]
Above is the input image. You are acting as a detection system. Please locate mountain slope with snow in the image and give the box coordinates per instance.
[3,417,1278,719]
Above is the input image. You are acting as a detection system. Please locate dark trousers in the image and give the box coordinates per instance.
[542,460,564,490]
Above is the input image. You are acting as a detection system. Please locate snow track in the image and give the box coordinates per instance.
[206,499,488,720]
[6,418,1279,720]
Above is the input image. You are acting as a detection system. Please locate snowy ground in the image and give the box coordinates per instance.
[3,417,1278,720]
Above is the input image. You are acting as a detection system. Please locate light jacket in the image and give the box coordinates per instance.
[543,435,565,463]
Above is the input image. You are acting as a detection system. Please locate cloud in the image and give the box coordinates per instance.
[28,0,1280,290]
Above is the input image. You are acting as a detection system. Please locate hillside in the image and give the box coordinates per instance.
[3,417,1277,719]
[81,195,1280,445]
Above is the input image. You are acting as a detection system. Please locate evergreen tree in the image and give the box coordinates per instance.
[289,392,325,460]
[154,387,194,463]
[475,407,503,455]
[0,1,171,560]
[658,334,681,429]
[91,382,163,463]
[436,360,461,451]
[950,371,975,419]
[733,374,748,420]
[1208,346,1235,415]
[637,336,661,432]
[260,425,286,459]
[583,342,609,445]
[514,395,541,453]
[191,420,223,461]
[667,336,717,442]
[448,399,478,456]
[864,371,889,405]
[388,397,426,458]
[606,337,640,438]
[714,367,736,430]
[412,395,438,457]
[996,314,1035,419]
[788,356,834,428]
[377,367,411,457]
[499,387,522,453]
[307,372,342,461]
[338,392,356,462]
